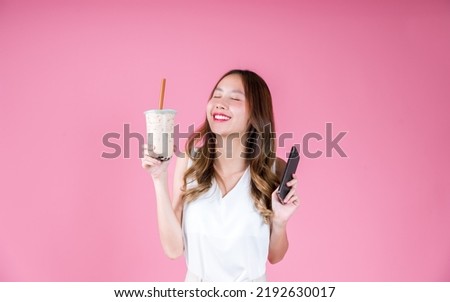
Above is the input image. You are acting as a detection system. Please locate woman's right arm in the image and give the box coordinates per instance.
[141,145,188,259]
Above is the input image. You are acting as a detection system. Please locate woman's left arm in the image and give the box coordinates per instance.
[268,166,300,264]
[268,214,289,264]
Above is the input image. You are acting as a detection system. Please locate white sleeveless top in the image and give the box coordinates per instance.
[182,159,271,281]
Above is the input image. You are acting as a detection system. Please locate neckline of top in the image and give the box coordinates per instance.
[213,165,250,200]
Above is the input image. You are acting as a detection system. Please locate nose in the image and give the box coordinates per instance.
[213,96,228,109]
[215,103,225,109]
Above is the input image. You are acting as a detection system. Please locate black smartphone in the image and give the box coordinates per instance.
[277,146,300,202]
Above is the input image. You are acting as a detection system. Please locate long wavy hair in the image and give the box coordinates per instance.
[180,69,279,223]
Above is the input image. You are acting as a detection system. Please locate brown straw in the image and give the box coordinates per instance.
[159,78,166,109]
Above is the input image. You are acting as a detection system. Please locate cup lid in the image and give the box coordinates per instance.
[144,109,176,115]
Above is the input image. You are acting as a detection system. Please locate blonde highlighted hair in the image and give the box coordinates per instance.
[180,70,279,223]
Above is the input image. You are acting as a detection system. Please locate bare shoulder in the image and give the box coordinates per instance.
[275,157,287,180]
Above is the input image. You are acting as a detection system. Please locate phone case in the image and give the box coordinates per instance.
[277,146,300,201]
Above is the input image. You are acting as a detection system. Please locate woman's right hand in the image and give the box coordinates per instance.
[141,144,171,179]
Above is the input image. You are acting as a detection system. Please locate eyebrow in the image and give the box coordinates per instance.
[214,87,245,95]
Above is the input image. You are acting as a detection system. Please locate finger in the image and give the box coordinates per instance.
[144,147,160,157]
[283,187,297,204]
[141,159,151,168]
[287,178,298,188]
[143,157,162,166]
[286,179,298,188]
[142,160,155,168]
[285,194,300,205]
[146,156,162,164]
[283,198,300,210]
[272,187,284,202]
[144,154,159,161]
[145,151,159,158]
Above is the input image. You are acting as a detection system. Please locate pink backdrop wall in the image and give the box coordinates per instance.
[1,0,449,281]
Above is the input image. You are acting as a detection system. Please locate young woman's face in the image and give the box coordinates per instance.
[206,74,250,138]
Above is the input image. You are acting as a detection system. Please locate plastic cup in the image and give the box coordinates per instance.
[144,109,176,161]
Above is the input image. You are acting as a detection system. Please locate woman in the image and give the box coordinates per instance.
[141,69,299,281]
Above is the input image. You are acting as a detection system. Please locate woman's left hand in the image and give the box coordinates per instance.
[271,174,300,224]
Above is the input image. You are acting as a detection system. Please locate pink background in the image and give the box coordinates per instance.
[1,0,449,281]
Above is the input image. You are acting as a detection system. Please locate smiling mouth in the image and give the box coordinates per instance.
[213,114,231,121]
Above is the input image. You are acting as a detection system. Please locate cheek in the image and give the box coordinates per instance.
[230,106,249,127]
[242,108,251,128]
[206,100,213,113]
[206,101,215,123]
[239,104,250,121]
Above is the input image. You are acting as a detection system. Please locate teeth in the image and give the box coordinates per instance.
[214,114,230,120]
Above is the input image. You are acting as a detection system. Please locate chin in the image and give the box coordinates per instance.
[208,123,244,139]
[210,129,228,137]
[209,128,232,138]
